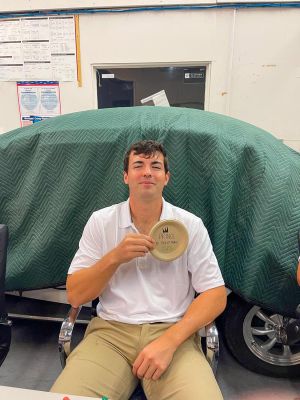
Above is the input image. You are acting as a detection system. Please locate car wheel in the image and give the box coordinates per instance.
[219,294,300,378]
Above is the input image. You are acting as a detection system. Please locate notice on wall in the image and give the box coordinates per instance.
[17,81,61,127]
[0,16,77,81]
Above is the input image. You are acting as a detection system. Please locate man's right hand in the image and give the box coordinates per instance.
[111,233,155,264]
[67,233,155,307]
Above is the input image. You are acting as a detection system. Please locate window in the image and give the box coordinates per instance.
[96,66,206,110]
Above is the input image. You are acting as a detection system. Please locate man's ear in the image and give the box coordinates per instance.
[164,171,170,186]
[123,171,128,185]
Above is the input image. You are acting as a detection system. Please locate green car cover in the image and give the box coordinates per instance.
[0,107,299,316]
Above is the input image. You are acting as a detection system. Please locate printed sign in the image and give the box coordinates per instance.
[17,81,61,127]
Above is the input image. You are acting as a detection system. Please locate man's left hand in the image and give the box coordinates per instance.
[132,335,177,380]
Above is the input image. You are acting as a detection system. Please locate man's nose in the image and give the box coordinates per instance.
[143,166,152,176]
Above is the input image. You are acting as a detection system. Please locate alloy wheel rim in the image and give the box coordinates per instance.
[243,306,300,366]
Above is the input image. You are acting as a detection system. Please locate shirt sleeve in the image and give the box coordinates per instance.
[68,213,103,274]
[187,219,224,293]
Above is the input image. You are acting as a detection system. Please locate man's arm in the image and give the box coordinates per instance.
[132,285,227,380]
[67,233,154,308]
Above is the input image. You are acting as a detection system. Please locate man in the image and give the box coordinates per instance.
[51,140,227,399]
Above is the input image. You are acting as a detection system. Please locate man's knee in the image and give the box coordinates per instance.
[143,337,223,400]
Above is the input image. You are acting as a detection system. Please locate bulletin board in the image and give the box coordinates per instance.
[0,16,77,81]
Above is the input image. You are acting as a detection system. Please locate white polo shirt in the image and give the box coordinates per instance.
[68,199,224,324]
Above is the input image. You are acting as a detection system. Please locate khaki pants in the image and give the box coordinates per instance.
[51,317,223,400]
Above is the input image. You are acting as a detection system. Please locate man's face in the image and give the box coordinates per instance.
[124,151,170,199]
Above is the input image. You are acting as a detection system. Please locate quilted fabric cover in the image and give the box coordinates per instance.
[0,107,299,316]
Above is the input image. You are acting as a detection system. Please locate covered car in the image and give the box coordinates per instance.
[0,106,299,376]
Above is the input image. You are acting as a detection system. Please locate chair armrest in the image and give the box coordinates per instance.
[0,224,11,368]
[58,306,82,368]
[204,321,219,375]
[0,316,12,367]
[198,321,219,375]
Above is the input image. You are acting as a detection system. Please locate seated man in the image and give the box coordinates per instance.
[51,140,227,400]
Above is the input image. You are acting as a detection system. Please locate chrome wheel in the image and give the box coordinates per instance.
[243,306,300,366]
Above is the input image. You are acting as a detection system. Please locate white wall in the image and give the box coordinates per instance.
[0,4,299,151]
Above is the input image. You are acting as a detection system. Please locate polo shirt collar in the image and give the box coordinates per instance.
[160,198,174,220]
[119,198,174,228]
[119,199,132,228]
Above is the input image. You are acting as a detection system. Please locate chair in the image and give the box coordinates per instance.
[0,224,12,367]
[58,300,220,399]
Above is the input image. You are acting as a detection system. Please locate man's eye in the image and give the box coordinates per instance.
[153,166,162,169]
[133,165,142,168]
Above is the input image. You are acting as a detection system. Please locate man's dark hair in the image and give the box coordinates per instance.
[123,140,169,173]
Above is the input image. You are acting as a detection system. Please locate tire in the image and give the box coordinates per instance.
[219,294,300,378]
